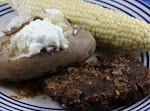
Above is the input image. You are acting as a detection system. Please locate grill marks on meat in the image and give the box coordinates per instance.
[44,53,150,111]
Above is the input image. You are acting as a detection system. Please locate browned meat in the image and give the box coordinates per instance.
[44,53,150,111]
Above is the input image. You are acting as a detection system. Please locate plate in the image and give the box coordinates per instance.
[0,0,150,111]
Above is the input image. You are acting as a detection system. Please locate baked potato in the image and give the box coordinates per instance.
[0,29,96,81]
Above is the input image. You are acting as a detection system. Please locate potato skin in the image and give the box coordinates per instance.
[0,29,96,81]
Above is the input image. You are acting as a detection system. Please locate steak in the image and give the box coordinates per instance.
[44,53,150,111]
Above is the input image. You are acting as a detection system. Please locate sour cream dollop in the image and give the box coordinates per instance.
[40,9,72,31]
[8,19,69,58]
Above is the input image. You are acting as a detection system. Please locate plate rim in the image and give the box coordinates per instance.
[0,0,150,111]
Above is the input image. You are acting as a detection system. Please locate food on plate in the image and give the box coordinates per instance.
[44,53,150,111]
[9,0,150,52]
[0,9,96,81]
[0,0,149,110]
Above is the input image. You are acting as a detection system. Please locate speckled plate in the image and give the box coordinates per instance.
[0,0,150,111]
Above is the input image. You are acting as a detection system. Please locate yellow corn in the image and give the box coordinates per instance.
[11,0,150,52]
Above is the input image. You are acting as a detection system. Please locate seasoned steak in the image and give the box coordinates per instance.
[44,53,150,111]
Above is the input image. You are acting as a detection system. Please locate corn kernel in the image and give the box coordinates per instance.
[15,0,150,52]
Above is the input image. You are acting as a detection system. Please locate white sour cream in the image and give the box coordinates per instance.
[44,9,64,17]
[40,9,72,31]
[9,19,69,58]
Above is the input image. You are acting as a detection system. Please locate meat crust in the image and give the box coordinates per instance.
[44,52,150,111]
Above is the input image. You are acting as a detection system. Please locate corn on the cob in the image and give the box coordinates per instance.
[10,0,150,52]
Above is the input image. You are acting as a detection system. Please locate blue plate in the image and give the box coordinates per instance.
[0,0,150,111]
